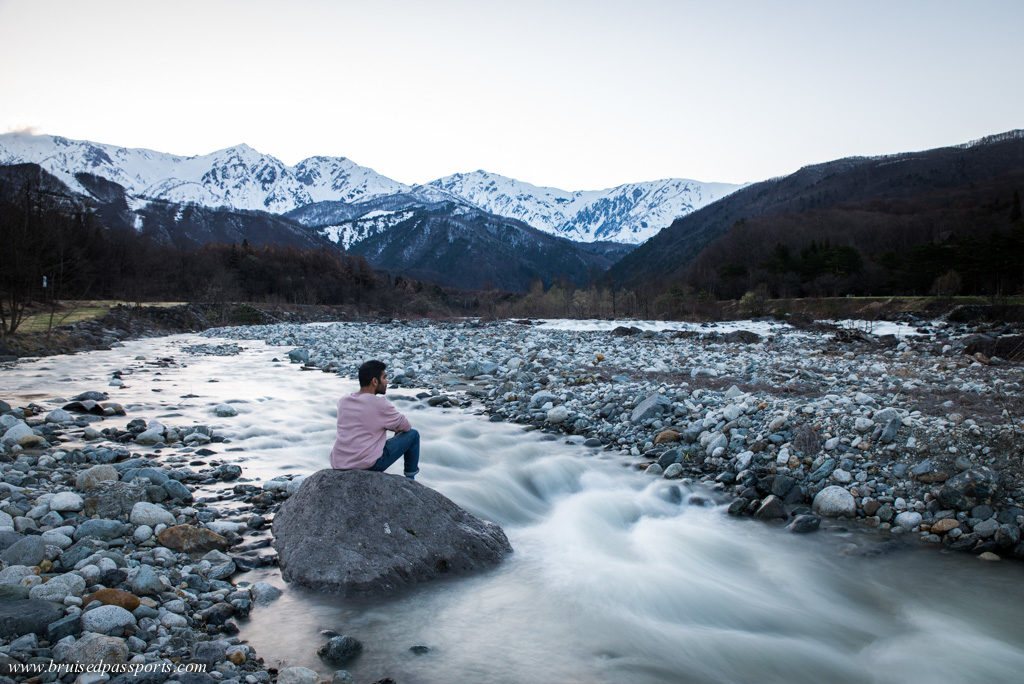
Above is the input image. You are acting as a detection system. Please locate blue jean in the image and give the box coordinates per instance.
[368,429,420,479]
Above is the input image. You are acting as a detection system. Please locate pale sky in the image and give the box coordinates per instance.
[1,0,1022,189]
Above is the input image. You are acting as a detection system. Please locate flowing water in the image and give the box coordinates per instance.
[4,332,1024,683]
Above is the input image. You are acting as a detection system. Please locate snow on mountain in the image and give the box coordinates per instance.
[0,133,411,214]
[318,209,418,250]
[0,132,741,245]
[425,171,742,244]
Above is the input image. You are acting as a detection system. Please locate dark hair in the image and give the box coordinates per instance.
[358,360,387,387]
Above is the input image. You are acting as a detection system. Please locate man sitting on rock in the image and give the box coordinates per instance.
[330,360,420,480]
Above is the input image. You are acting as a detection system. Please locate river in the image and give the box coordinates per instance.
[3,329,1023,683]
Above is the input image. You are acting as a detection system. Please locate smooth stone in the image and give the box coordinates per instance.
[129,502,175,527]
[62,631,129,664]
[973,518,999,538]
[894,511,922,530]
[29,572,86,601]
[214,403,239,417]
[74,519,127,541]
[1,535,47,566]
[317,635,363,666]
[75,465,119,491]
[157,524,229,554]
[46,409,75,424]
[546,406,569,424]
[276,667,320,684]
[129,565,164,596]
[0,598,64,638]
[788,514,821,533]
[753,495,788,520]
[662,463,684,479]
[81,604,137,636]
[50,491,85,512]
[83,588,140,611]
[813,486,856,518]
[250,582,282,605]
[931,519,960,534]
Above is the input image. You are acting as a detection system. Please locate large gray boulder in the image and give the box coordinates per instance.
[272,470,511,595]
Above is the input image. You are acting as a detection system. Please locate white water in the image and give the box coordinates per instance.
[4,331,1024,683]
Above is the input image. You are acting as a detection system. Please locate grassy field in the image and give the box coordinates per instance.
[16,301,184,334]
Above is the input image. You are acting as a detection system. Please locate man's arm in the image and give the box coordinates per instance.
[380,400,412,433]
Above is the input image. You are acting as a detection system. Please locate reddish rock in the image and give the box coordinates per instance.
[654,430,680,445]
[931,519,960,534]
[157,525,229,554]
[83,588,140,611]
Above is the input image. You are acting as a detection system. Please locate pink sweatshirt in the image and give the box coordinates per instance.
[330,392,412,470]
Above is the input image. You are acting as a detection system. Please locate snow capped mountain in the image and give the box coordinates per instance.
[0,133,410,214]
[0,132,741,245]
[425,171,742,244]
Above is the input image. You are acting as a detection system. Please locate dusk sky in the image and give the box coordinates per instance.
[1,0,1021,189]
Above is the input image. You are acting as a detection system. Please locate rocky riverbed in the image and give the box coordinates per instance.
[1,314,1023,683]
[201,315,1024,560]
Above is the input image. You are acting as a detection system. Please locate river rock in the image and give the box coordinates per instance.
[133,427,165,445]
[894,511,923,530]
[788,514,821,533]
[75,465,119,491]
[83,481,146,518]
[277,667,320,684]
[157,524,229,554]
[812,486,856,518]
[661,463,682,479]
[83,588,140,611]
[654,430,680,444]
[81,604,137,636]
[251,581,282,605]
[45,408,75,424]
[1,535,47,566]
[2,422,33,446]
[49,491,84,512]
[631,393,671,423]
[753,495,788,520]
[29,572,86,601]
[62,631,129,664]
[129,502,175,527]
[317,634,363,666]
[546,406,569,424]
[73,519,127,541]
[945,469,999,507]
[0,598,64,638]
[212,403,238,417]
[129,565,164,596]
[931,519,959,534]
[973,518,999,538]
[272,469,512,595]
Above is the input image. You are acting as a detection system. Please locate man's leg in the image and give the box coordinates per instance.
[369,429,420,479]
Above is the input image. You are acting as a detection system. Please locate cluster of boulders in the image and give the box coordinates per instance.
[203,315,1024,561]
[0,390,300,682]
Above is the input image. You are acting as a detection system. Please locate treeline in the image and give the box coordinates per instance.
[679,185,1024,301]
[0,187,509,335]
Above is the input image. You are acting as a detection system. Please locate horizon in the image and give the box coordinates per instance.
[2,1,1023,189]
